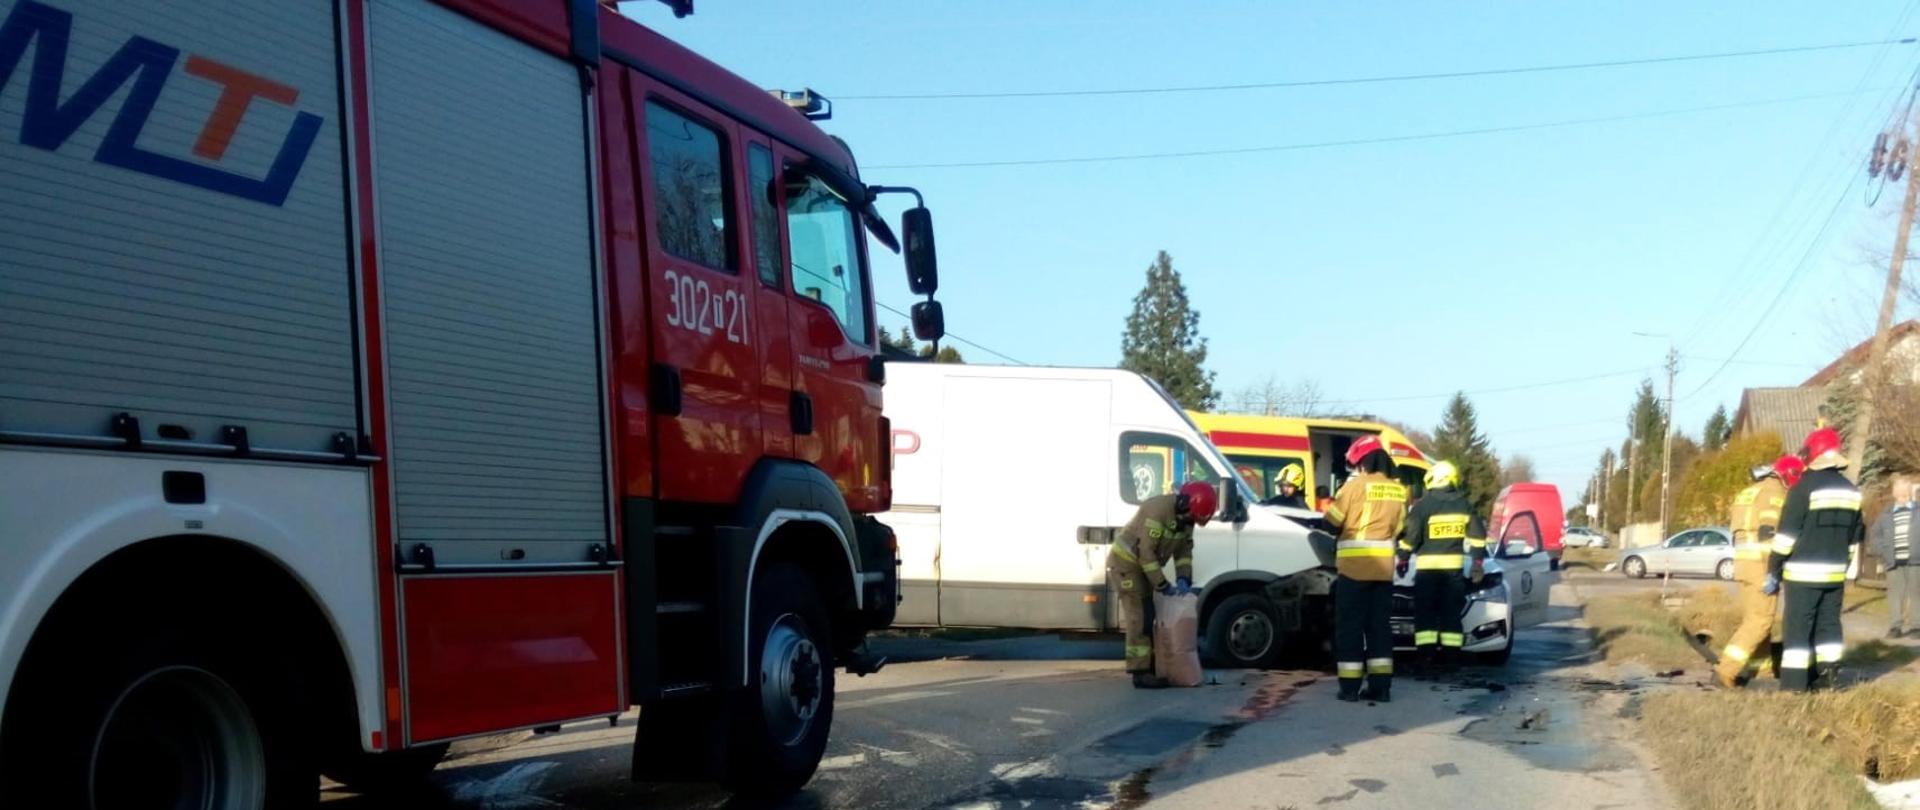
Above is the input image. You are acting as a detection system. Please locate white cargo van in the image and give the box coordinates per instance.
[882,363,1539,667]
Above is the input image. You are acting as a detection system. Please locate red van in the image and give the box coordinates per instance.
[1490,483,1566,569]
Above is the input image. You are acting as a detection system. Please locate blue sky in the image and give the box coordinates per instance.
[618,1,1920,501]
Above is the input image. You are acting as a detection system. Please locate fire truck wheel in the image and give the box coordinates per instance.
[725,561,835,795]
[1,611,313,809]
[321,743,449,794]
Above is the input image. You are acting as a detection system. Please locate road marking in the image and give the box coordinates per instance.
[817,753,867,771]
[447,761,563,809]
[838,689,955,709]
[1010,716,1045,725]
[1017,707,1067,715]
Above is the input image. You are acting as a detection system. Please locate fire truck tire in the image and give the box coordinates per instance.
[725,561,835,796]
[1,609,313,808]
[321,743,449,794]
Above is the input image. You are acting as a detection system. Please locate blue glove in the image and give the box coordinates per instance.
[1761,574,1780,596]
[1158,581,1177,596]
[1175,577,1193,596]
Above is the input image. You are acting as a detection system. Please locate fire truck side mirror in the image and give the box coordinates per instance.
[903,206,937,296]
[911,300,944,342]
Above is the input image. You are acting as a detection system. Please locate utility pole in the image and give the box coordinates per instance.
[1659,347,1678,540]
[1626,435,1639,529]
[1854,108,1920,474]
[1599,453,1611,531]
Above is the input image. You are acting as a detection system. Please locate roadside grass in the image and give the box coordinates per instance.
[1583,592,1699,671]
[1583,590,1739,672]
[1644,683,1920,810]
[1848,639,1920,673]
[1588,586,1920,810]
[1559,546,1616,573]
[1847,582,1889,617]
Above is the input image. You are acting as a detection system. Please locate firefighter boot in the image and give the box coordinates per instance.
[1366,675,1392,704]
[1132,672,1170,690]
[1337,678,1362,702]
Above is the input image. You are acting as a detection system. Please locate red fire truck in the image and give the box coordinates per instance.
[0,0,941,804]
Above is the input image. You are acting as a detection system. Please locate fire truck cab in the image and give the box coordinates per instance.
[0,0,939,804]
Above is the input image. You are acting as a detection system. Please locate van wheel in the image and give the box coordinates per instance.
[1203,594,1281,668]
[1,607,312,809]
[322,743,448,794]
[724,562,834,796]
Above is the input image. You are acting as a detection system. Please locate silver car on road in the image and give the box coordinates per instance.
[1620,527,1735,580]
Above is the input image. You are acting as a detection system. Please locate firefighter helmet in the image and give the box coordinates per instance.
[1425,460,1460,490]
[1344,435,1385,467]
[1804,427,1844,463]
[1277,463,1305,489]
[1178,481,1219,525]
[1774,454,1807,488]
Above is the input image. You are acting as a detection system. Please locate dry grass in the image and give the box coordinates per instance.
[1560,546,1618,573]
[1644,683,1920,810]
[1583,592,1707,671]
[1846,582,1889,618]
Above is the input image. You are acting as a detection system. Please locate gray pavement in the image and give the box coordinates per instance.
[323,576,1672,809]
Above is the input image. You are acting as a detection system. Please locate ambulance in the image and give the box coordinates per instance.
[1188,413,1434,506]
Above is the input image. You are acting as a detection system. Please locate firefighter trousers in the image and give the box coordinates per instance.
[1780,582,1844,692]
[1333,576,1393,697]
[1715,570,1777,683]
[1412,571,1466,659]
[1111,565,1158,673]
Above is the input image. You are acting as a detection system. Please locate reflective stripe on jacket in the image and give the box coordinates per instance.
[1771,467,1865,583]
[1399,488,1488,572]
[1109,493,1194,589]
[1327,472,1407,581]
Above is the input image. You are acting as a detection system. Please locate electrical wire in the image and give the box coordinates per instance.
[843,38,1916,101]
[1681,168,1865,402]
[1679,0,1920,345]
[875,299,1030,365]
[866,89,1879,170]
[1314,366,1650,408]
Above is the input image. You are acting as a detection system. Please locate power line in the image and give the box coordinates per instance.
[867,89,1879,170]
[1679,1,1920,346]
[874,300,1030,365]
[1315,366,1650,407]
[1682,168,1865,401]
[843,38,1916,101]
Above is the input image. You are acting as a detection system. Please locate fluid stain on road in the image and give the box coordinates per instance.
[944,674,1312,809]
[1455,687,1635,773]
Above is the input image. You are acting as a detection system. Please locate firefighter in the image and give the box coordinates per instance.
[1397,461,1488,675]
[1714,454,1800,688]
[1107,481,1218,689]
[1262,463,1309,509]
[1767,427,1866,692]
[1326,435,1409,702]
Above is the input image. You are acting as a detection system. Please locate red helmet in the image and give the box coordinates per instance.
[1179,481,1219,525]
[1804,427,1844,461]
[1345,435,1385,467]
[1773,455,1807,488]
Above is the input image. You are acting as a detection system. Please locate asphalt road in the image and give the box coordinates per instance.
[322,578,1669,809]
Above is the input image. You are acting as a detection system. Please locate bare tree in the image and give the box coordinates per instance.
[1226,374,1324,417]
[1499,454,1538,487]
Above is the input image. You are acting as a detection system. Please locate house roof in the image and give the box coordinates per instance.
[1804,320,1920,386]
[1733,386,1826,452]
